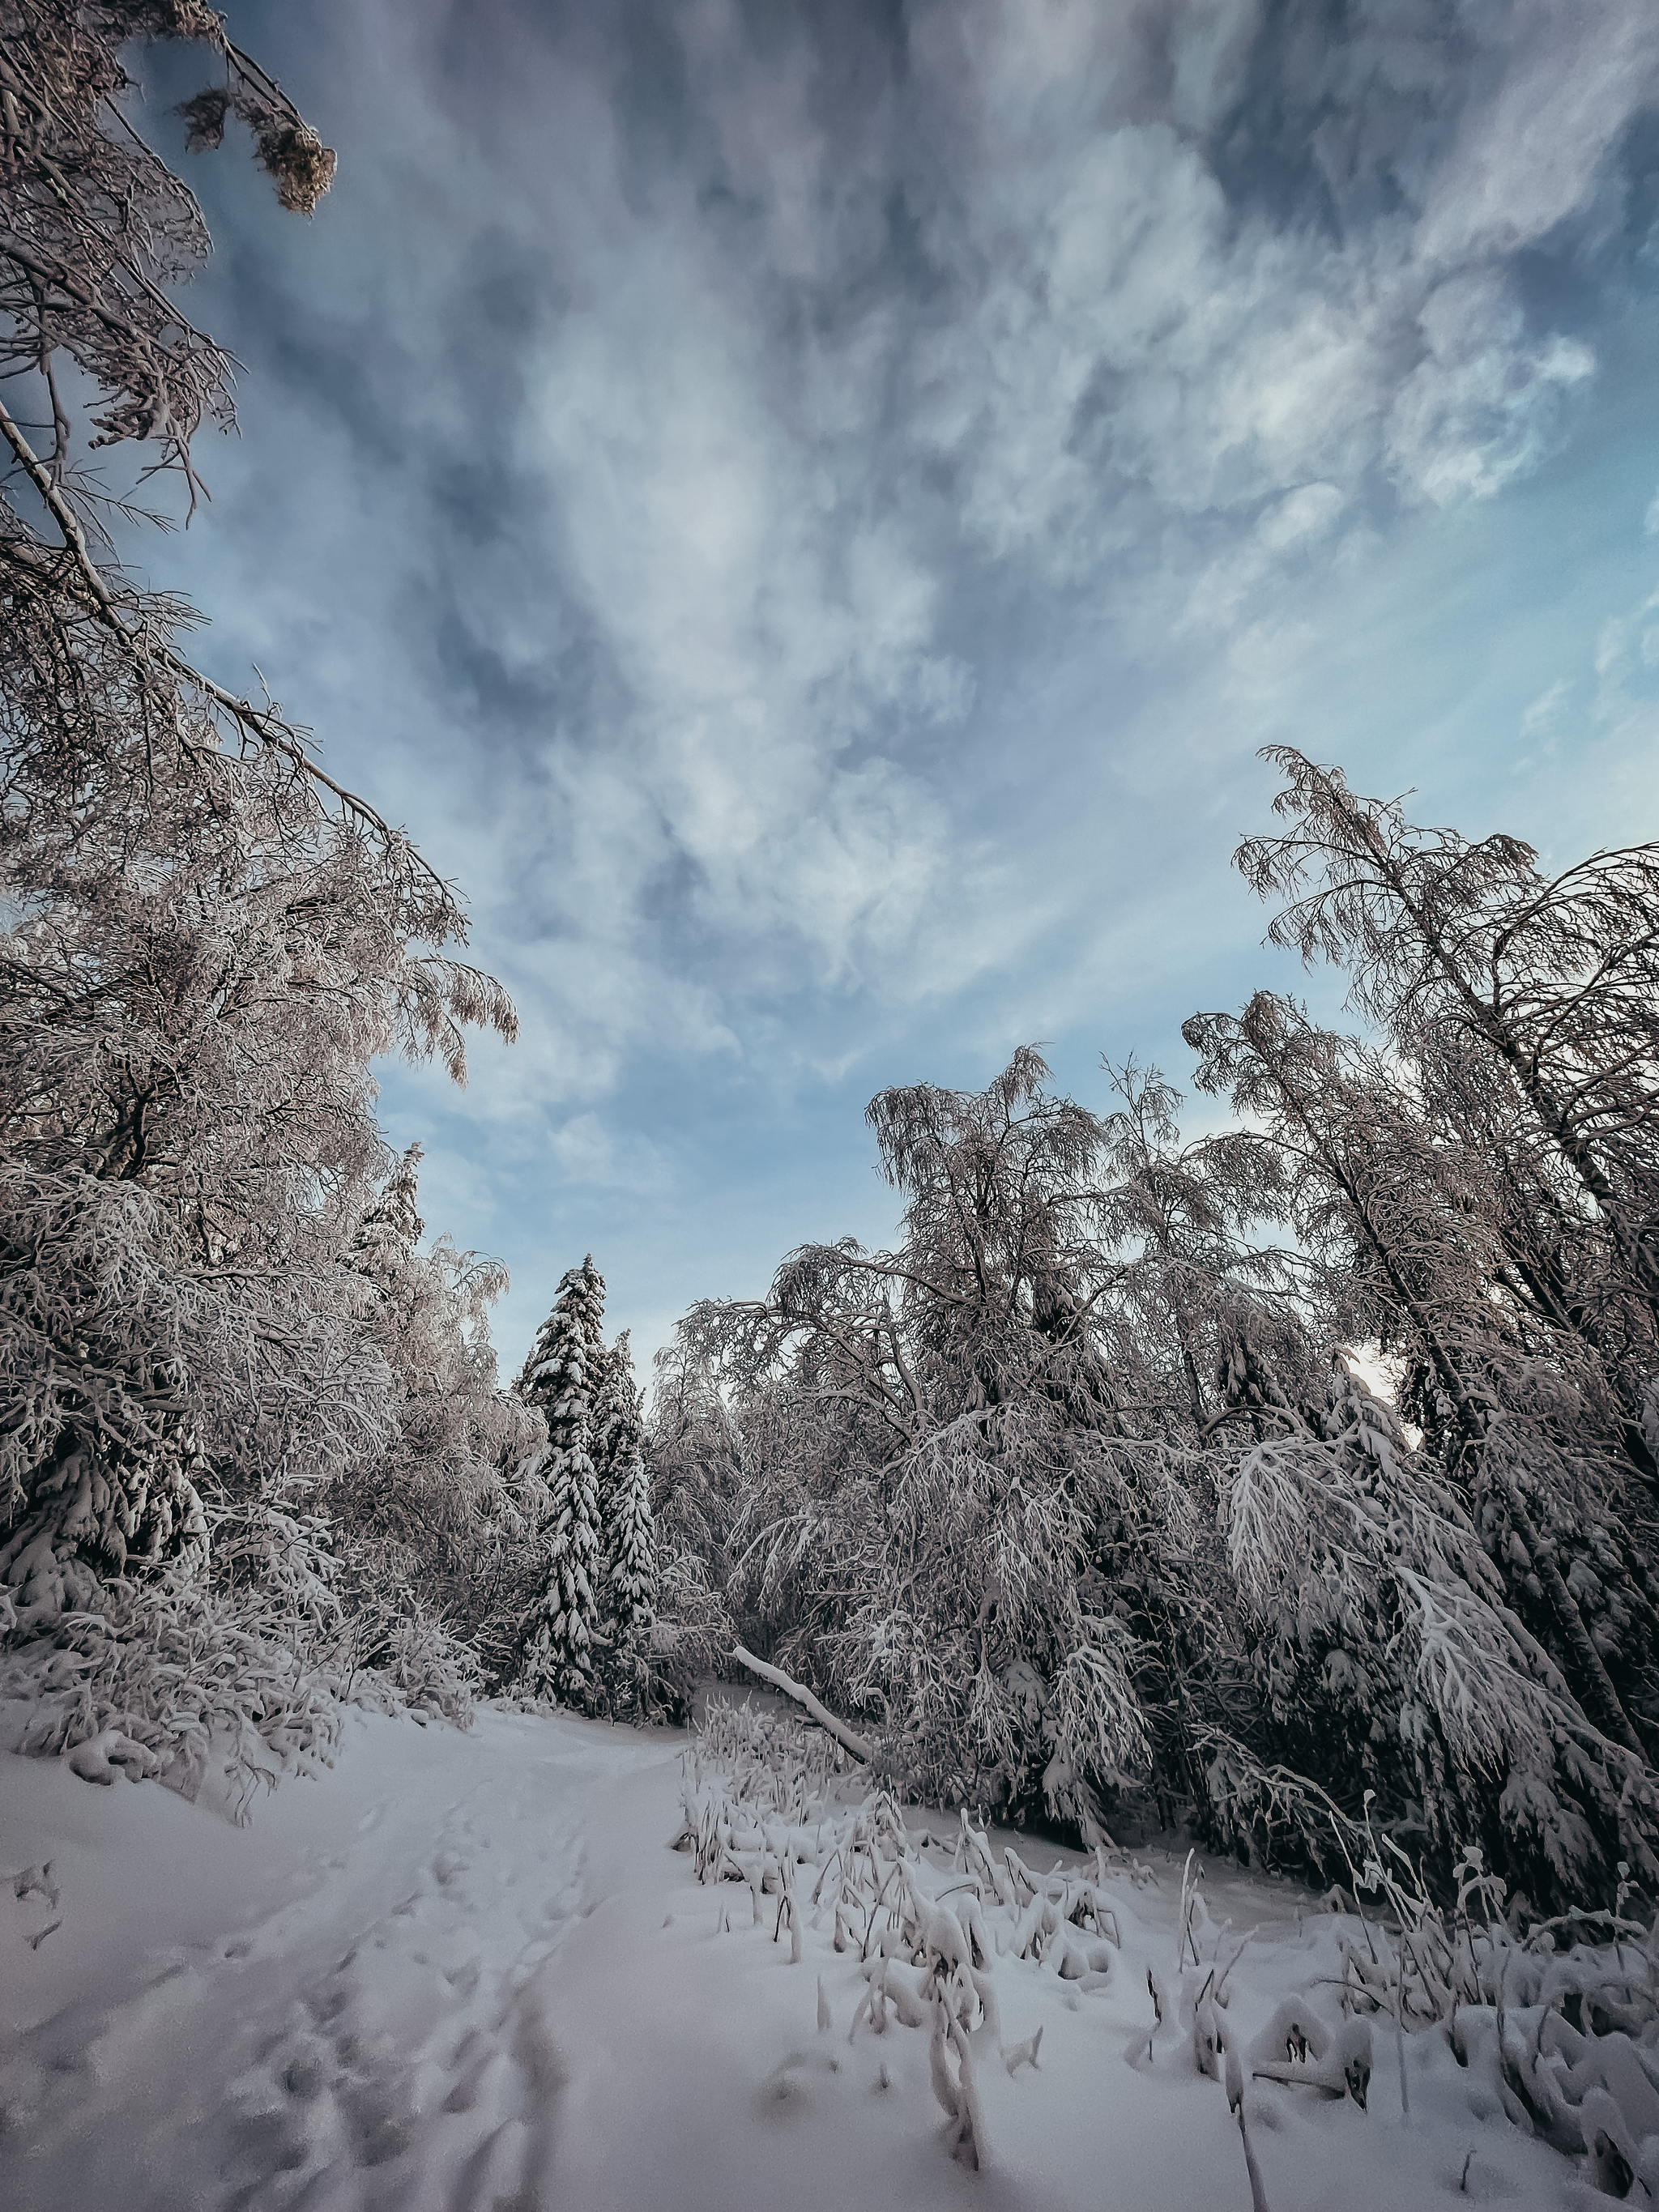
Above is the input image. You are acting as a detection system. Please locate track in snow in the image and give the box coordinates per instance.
[2,1709,660,2212]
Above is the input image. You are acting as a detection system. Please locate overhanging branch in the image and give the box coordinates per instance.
[730,1643,873,1763]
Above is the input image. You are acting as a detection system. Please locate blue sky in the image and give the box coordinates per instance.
[124,0,1659,1378]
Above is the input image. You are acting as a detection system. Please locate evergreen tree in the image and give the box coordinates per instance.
[514,1257,606,1704]
[593,1331,657,1713]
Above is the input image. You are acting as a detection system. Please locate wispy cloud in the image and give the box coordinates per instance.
[138,0,1659,1356]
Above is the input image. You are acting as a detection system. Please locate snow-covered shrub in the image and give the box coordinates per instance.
[3,1565,343,1818]
[676,1703,1135,2174]
[328,1582,485,1728]
[1298,1812,1659,2198]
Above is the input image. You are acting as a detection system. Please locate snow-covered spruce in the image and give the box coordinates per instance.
[514,1257,608,1706]
[592,1330,659,1715]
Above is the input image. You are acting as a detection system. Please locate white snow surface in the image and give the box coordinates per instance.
[0,1698,1596,2211]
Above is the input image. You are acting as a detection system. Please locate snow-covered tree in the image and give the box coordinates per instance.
[0,3,514,1784]
[514,1258,607,1705]
[1235,751,1659,1500]
[666,966,1659,1907]
[1201,1307,1653,1903]
[676,1050,1227,1830]
[591,1331,657,1715]
[331,1147,547,1708]
[639,1340,741,1720]
[1179,757,1659,1904]
[1186,995,1657,1758]
[351,1145,427,1290]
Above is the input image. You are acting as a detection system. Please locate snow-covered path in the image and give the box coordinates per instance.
[2,1707,666,2212]
[2,1702,1587,2211]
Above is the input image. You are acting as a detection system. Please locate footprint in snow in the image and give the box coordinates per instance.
[757,2047,842,2117]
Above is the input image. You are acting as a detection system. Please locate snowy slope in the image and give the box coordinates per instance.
[0,1699,1592,2211]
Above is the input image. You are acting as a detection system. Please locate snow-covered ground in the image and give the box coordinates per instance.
[0,1699,1598,2210]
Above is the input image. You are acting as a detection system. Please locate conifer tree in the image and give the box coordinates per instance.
[514,1257,606,1704]
[593,1331,657,1714]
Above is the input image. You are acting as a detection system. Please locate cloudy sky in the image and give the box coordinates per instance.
[128,0,1659,1375]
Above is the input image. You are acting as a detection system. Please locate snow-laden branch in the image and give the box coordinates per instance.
[730,1643,873,1763]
